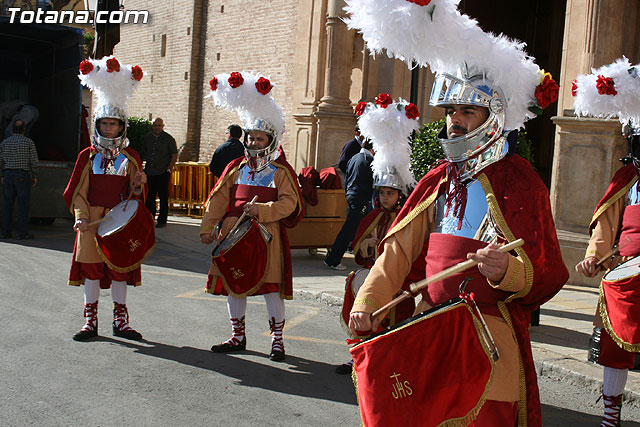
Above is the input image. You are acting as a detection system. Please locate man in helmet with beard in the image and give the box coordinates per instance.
[63,57,148,342]
[348,67,568,424]
[200,72,304,362]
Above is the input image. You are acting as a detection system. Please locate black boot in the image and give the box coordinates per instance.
[211,316,246,353]
[268,317,285,362]
[73,302,98,341]
[112,303,143,341]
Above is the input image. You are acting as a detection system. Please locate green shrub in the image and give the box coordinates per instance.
[127,117,152,159]
[410,119,534,181]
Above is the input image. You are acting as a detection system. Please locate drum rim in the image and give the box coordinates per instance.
[212,218,265,258]
[602,255,640,282]
[353,298,465,347]
[97,199,139,237]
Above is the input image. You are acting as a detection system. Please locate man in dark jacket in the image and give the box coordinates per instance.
[143,118,177,228]
[337,127,362,174]
[324,139,373,270]
[209,124,244,179]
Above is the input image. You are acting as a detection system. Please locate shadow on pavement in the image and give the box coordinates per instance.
[530,324,590,350]
[99,336,359,406]
[542,404,640,426]
[540,308,594,323]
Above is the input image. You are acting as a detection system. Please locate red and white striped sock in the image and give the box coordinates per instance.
[269,317,285,353]
[221,316,246,346]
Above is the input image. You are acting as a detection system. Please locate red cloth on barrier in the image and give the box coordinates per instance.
[319,167,342,189]
[298,166,320,206]
[350,301,493,427]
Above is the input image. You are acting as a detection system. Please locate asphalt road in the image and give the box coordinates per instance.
[1,219,639,426]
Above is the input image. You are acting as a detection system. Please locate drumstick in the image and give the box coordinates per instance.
[371,238,525,320]
[230,195,258,235]
[87,217,108,227]
[596,236,632,266]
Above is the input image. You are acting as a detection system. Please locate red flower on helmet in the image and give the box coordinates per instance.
[228,72,244,88]
[79,60,93,75]
[131,66,143,81]
[534,74,559,110]
[209,77,218,91]
[405,103,420,120]
[571,79,578,97]
[375,93,392,108]
[406,0,432,5]
[355,101,367,116]
[106,58,120,73]
[255,77,272,95]
[596,75,617,96]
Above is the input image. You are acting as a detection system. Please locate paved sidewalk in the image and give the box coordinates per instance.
[143,214,640,403]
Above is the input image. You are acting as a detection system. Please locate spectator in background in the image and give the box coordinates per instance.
[143,118,178,228]
[0,119,38,239]
[208,124,244,179]
[338,126,362,174]
[324,138,374,270]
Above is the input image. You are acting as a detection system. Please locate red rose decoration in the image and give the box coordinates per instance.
[209,77,218,91]
[406,0,432,5]
[534,75,559,110]
[106,58,120,73]
[228,72,244,88]
[255,77,272,95]
[596,75,617,96]
[405,103,420,120]
[571,79,578,97]
[131,65,143,81]
[355,101,367,117]
[79,60,93,75]
[375,93,392,108]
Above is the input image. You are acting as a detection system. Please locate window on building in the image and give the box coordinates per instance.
[161,34,167,57]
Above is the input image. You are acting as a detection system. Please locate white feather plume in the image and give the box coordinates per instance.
[358,97,419,192]
[206,71,285,141]
[78,56,141,115]
[344,0,544,130]
[573,57,640,127]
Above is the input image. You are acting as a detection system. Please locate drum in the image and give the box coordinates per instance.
[350,299,495,427]
[212,218,269,297]
[341,269,370,333]
[601,255,640,351]
[95,199,155,272]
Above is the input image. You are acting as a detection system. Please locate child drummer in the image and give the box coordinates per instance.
[64,57,149,341]
[335,95,419,375]
[573,58,640,426]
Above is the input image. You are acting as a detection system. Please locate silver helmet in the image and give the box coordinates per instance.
[243,118,279,172]
[92,103,128,159]
[429,66,509,180]
[374,171,406,195]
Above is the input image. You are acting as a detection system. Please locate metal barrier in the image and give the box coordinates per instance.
[169,162,214,218]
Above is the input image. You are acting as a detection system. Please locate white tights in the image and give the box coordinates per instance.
[83,279,127,305]
[227,292,285,322]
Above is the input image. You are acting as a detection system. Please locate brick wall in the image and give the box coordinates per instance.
[199,0,300,164]
[115,0,301,164]
[114,0,197,157]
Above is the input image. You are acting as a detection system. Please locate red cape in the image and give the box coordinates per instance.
[63,146,145,213]
[384,155,569,427]
[590,164,638,232]
[210,155,305,299]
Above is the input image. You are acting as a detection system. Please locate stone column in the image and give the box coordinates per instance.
[550,0,640,286]
[290,0,328,172]
[314,0,356,169]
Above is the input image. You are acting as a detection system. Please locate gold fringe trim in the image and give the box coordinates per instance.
[95,238,155,273]
[352,296,379,309]
[478,174,534,303]
[498,301,528,427]
[591,176,638,229]
[220,238,272,299]
[599,283,640,352]
[383,175,447,241]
